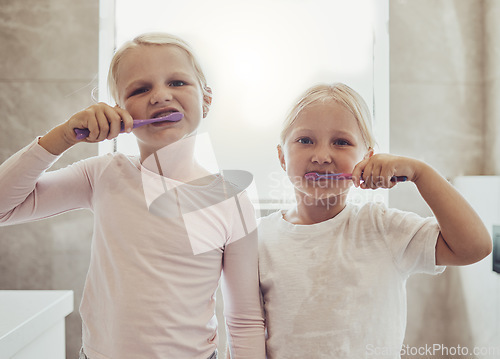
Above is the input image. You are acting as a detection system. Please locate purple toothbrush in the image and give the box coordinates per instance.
[74,112,184,140]
[304,172,407,182]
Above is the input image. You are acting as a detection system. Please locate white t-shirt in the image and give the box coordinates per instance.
[258,202,445,359]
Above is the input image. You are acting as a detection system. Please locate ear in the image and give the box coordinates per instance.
[364,147,374,160]
[277,144,286,171]
[202,86,213,118]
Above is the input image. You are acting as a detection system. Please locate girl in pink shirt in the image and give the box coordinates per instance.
[0,33,265,359]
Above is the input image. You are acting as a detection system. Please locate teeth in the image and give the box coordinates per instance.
[154,111,175,118]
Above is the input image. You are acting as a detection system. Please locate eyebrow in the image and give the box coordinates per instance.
[170,71,195,79]
[291,127,356,137]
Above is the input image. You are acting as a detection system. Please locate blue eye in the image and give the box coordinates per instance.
[334,139,350,146]
[297,137,313,145]
[170,80,187,87]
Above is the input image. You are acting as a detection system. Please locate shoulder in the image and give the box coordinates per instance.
[72,152,140,180]
[345,201,422,233]
[94,152,139,170]
[257,210,283,240]
[350,201,387,215]
[106,152,140,166]
[348,201,421,221]
[351,201,437,240]
[343,201,386,224]
[257,210,283,227]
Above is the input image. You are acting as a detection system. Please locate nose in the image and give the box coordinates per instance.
[150,85,173,105]
[311,144,333,164]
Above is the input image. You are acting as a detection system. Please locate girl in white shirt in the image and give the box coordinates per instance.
[0,32,265,359]
[258,82,491,358]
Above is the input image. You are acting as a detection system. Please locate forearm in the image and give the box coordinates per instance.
[39,123,77,155]
[413,161,492,265]
[0,139,59,222]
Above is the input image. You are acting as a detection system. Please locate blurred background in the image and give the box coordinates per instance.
[0,0,499,358]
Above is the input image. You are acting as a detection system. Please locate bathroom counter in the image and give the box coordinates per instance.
[0,290,73,359]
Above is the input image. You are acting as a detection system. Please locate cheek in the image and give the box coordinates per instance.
[344,147,367,162]
[123,99,139,115]
[285,149,305,173]
[184,88,204,106]
[281,145,294,164]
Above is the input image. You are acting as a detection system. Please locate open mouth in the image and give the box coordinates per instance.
[153,110,177,119]
[150,111,183,126]
[305,171,333,176]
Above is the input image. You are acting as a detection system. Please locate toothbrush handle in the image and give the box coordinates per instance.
[391,176,407,182]
[73,113,183,140]
[74,128,90,140]
[74,124,127,140]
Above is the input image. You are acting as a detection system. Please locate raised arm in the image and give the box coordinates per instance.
[411,161,492,265]
[352,154,492,266]
[0,103,134,224]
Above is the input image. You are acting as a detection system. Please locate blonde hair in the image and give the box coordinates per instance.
[108,32,211,106]
[280,83,376,149]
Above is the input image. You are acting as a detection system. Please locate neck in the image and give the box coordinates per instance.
[285,192,347,225]
[140,135,211,183]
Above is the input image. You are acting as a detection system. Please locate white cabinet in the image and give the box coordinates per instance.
[453,176,500,356]
[0,290,73,359]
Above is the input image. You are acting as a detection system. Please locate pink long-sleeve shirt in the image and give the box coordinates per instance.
[0,139,265,359]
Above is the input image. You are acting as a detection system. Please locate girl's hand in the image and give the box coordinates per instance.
[351,153,420,189]
[39,103,134,155]
[65,103,134,143]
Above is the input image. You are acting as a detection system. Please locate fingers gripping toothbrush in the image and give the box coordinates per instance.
[73,112,184,140]
[304,172,407,182]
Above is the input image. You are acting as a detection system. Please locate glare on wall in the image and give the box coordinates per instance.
[100,0,387,204]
